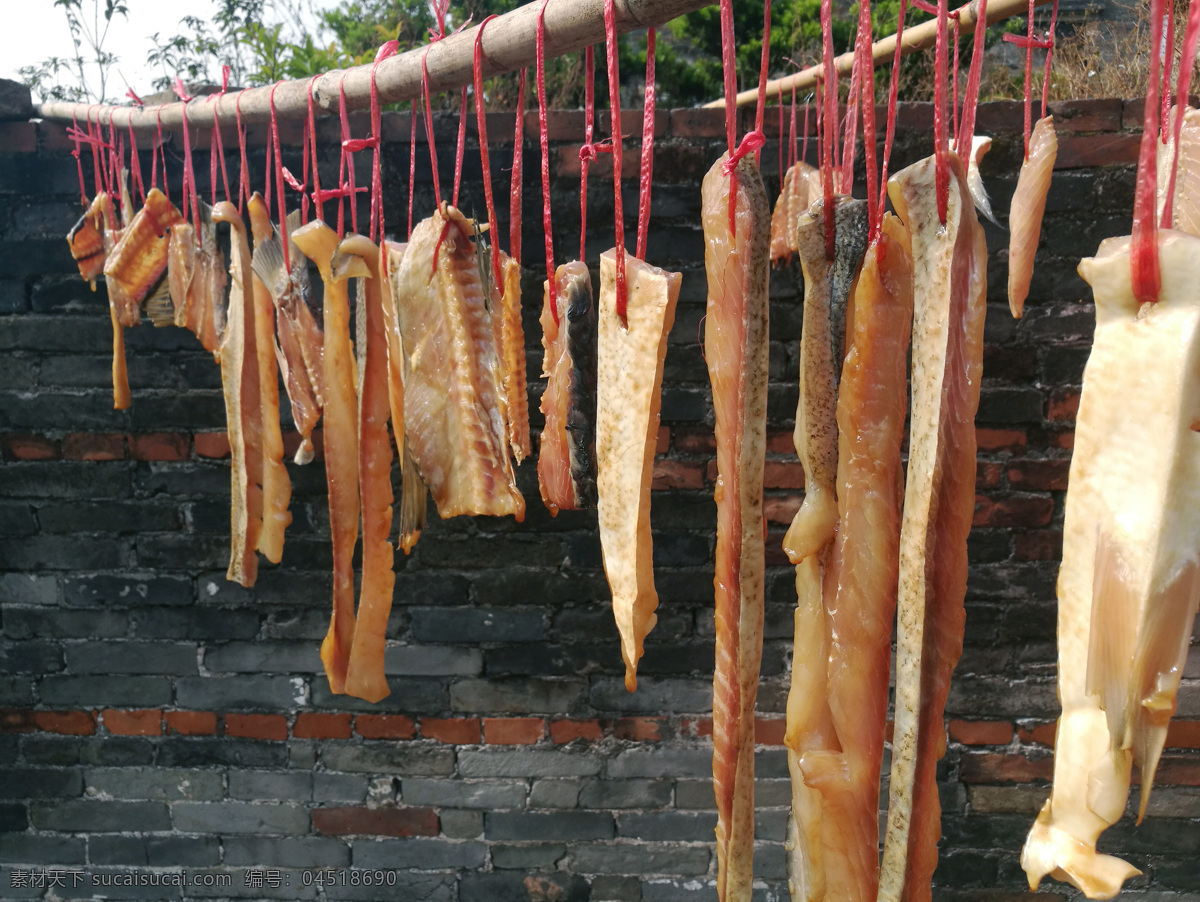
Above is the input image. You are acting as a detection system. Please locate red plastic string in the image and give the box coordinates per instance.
[789,86,798,169]
[128,121,145,205]
[473,17,505,291]
[603,0,627,319]
[371,41,398,243]
[636,28,657,260]
[337,79,358,236]
[778,97,784,187]
[85,109,102,202]
[952,12,961,141]
[180,101,201,229]
[840,48,861,194]
[421,54,443,208]
[1163,0,1200,226]
[263,101,273,209]
[1163,0,1176,137]
[270,83,290,270]
[511,68,526,265]
[933,0,950,225]
[1041,0,1059,120]
[858,0,879,243]
[408,99,418,239]
[956,0,989,157]
[1023,0,1035,156]
[1132,0,1165,303]
[236,92,250,213]
[800,96,808,166]
[820,0,837,257]
[453,85,469,207]
[580,46,596,262]
[307,78,323,222]
[719,0,741,237]
[71,112,86,204]
[154,107,166,200]
[754,0,772,165]
[536,0,558,324]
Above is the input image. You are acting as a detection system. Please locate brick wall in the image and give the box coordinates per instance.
[0,98,1194,900]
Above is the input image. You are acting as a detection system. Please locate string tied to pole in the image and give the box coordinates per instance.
[235,90,251,213]
[370,39,399,243]
[269,81,290,269]
[579,45,598,263]
[209,65,233,207]
[721,130,766,178]
[173,79,201,229]
[306,76,323,222]
[1161,0,1200,227]
[602,0,627,321]
[634,26,658,261]
[473,16,506,293]
[535,0,559,324]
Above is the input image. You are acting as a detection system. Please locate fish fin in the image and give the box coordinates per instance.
[1086,528,1140,751]
[399,439,428,554]
[1022,801,1142,898]
[332,249,371,283]
[251,235,287,299]
[143,278,175,327]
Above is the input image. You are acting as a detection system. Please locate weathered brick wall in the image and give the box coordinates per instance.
[0,98,1193,901]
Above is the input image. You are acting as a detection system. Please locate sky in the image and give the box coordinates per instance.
[6,0,334,101]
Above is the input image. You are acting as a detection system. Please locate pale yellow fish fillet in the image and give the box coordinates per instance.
[771,161,820,264]
[1007,116,1057,319]
[102,188,183,323]
[1021,229,1200,899]
[102,225,132,411]
[596,249,681,692]
[498,251,531,462]
[1156,106,1200,238]
[878,151,987,902]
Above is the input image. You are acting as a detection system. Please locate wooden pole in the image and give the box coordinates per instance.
[704,0,1054,108]
[34,0,715,129]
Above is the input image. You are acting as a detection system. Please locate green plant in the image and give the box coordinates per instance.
[19,0,128,103]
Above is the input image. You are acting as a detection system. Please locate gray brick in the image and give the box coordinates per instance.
[458,749,602,778]
[753,841,786,879]
[607,748,713,779]
[172,802,309,835]
[0,535,128,571]
[590,677,712,713]
[491,842,567,869]
[641,879,718,900]
[131,607,259,640]
[21,736,155,767]
[5,607,126,639]
[0,463,128,499]
[204,641,321,673]
[0,573,57,605]
[313,773,368,803]
[228,770,313,801]
[352,837,486,869]
[323,872,456,901]
[590,875,643,901]
[528,778,582,809]
[401,778,526,810]
[570,841,711,876]
[175,676,305,710]
[223,836,350,868]
[0,676,33,705]
[459,872,590,902]
[0,803,26,831]
[439,808,483,839]
[289,742,318,770]
[580,779,674,810]
[391,571,472,606]
[0,502,34,536]
[449,678,585,714]
[310,678,447,713]
[158,738,288,769]
[31,800,171,832]
[486,811,614,841]
[38,501,180,535]
[0,834,86,865]
[88,836,220,867]
[617,810,715,841]
[180,867,317,898]
[0,767,81,799]
[321,744,455,776]
[40,675,173,707]
[411,607,544,643]
[63,575,192,608]
[0,640,62,673]
[198,570,332,608]
[754,807,787,842]
[673,780,715,809]
[64,641,198,675]
[385,644,482,676]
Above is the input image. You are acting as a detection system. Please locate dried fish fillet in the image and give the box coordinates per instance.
[103,224,132,411]
[1007,116,1057,318]
[596,249,681,691]
[771,161,821,264]
[702,154,770,902]
[67,193,113,285]
[1021,230,1200,899]
[103,188,183,325]
[497,251,531,462]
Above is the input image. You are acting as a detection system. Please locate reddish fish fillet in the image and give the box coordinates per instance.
[291,220,361,696]
[702,154,770,902]
[596,250,681,691]
[878,152,987,902]
[1021,231,1200,899]
[167,223,196,328]
[67,193,113,284]
[538,260,598,515]
[338,235,396,703]
[497,251,532,462]
[1007,116,1057,318]
[770,161,821,264]
[175,205,227,357]
[250,198,325,465]
[393,205,524,521]
[103,188,183,324]
[211,202,264,588]
[1157,106,1200,237]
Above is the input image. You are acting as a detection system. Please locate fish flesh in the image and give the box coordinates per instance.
[596,249,681,691]
[170,203,227,356]
[702,153,770,902]
[291,220,361,696]
[103,223,132,411]
[497,250,532,462]
[770,161,821,264]
[211,202,264,588]
[67,193,113,285]
[167,222,197,328]
[246,198,293,564]
[538,260,598,515]
[1007,116,1058,318]
[782,194,869,901]
[392,204,524,522]
[1157,106,1200,237]
[382,240,428,552]
[878,151,987,902]
[957,135,1000,227]
[1021,229,1200,899]
[337,234,397,704]
[103,187,182,325]
[251,198,325,465]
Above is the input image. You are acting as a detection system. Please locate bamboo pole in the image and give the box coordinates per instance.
[34,0,714,129]
[704,0,1054,108]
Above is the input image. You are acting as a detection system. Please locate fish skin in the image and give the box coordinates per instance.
[1007,116,1057,318]
[393,205,525,522]
[211,202,264,589]
[67,193,113,284]
[339,234,396,705]
[878,151,987,902]
[703,153,770,902]
[1021,230,1200,899]
[538,260,598,515]
[1157,107,1200,237]
[182,204,228,357]
[596,248,681,692]
[291,220,361,697]
[103,188,183,323]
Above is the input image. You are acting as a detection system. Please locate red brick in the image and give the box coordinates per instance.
[294,713,352,739]
[63,433,125,460]
[1155,757,1200,785]
[960,751,1053,784]
[312,806,438,837]
[613,718,664,742]
[224,713,288,741]
[33,710,96,736]
[1055,133,1141,169]
[356,715,416,740]
[1016,722,1057,747]
[976,461,1003,489]
[0,710,35,733]
[549,718,603,744]
[973,494,1055,529]
[1049,429,1075,450]
[128,433,190,461]
[1014,530,1063,562]
[656,427,670,456]
[763,460,805,489]
[193,432,231,459]
[1,435,61,461]
[481,111,516,143]
[976,428,1027,451]
[948,719,1013,746]
[673,429,716,454]
[893,102,935,132]
[1166,721,1200,749]
[1048,98,1123,133]
[763,494,802,525]
[534,109,587,141]
[766,431,795,454]
[594,108,669,140]
[421,717,480,744]
[764,531,792,567]
[973,101,1025,134]
[693,718,714,737]
[164,711,217,735]
[651,460,706,490]
[483,717,544,745]
[754,717,787,746]
[101,709,162,736]
[1047,388,1080,422]
[0,122,37,153]
[1007,459,1071,492]
[670,108,726,138]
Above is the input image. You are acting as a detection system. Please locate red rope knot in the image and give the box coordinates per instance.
[342,137,379,153]
[579,139,613,163]
[66,126,111,150]
[375,39,400,62]
[282,166,305,193]
[126,88,144,108]
[1002,32,1053,49]
[220,65,231,94]
[172,78,194,103]
[723,130,765,176]
[313,183,368,205]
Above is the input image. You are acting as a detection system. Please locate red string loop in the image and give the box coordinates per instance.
[473,16,505,292]
[510,69,526,265]
[337,78,358,236]
[236,92,250,213]
[722,130,766,177]
[580,46,596,262]
[536,0,558,325]
[1041,0,1059,121]
[71,112,87,204]
[370,41,397,242]
[603,0,626,320]
[1162,0,1200,227]
[421,53,443,208]
[128,120,146,205]
[172,78,194,104]
[307,77,323,222]
[635,27,657,260]
[269,82,290,269]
